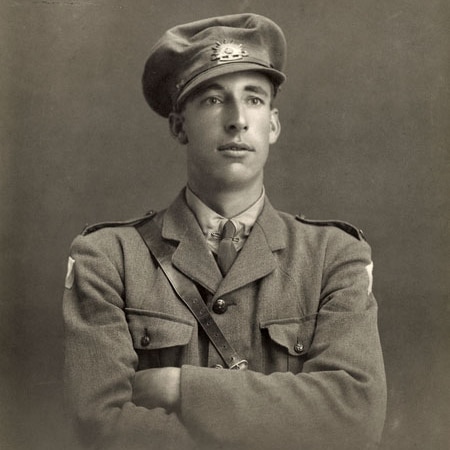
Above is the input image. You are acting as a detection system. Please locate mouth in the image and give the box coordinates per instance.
[218,143,254,152]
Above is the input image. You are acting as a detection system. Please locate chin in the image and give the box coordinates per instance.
[213,171,260,191]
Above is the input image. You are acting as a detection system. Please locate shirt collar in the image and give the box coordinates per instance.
[185,186,265,238]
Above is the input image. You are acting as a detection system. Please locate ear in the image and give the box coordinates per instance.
[269,108,281,145]
[169,112,188,145]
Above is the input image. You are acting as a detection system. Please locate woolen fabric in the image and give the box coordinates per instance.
[63,190,386,450]
[142,13,287,117]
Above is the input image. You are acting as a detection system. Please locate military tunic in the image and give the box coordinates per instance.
[63,190,386,450]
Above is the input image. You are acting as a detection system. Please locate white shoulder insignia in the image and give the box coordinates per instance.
[65,256,75,289]
[365,262,374,294]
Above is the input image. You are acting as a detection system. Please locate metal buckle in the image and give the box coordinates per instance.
[229,359,248,370]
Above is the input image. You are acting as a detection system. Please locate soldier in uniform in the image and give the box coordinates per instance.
[63,13,386,450]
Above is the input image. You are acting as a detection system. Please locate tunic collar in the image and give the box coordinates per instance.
[185,186,265,253]
[160,189,287,294]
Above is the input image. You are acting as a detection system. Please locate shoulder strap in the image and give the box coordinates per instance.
[296,215,366,241]
[135,219,248,371]
[82,210,156,236]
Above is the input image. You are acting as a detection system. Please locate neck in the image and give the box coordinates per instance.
[188,182,264,218]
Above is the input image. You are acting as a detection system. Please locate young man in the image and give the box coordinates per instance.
[63,14,386,450]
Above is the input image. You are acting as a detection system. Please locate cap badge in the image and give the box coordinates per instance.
[211,40,249,62]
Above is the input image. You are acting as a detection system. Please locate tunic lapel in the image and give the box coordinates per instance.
[161,191,222,294]
[159,191,287,298]
[215,198,287,298]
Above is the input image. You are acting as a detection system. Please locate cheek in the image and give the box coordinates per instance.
[256,120,274,143]
[184,116,217,143]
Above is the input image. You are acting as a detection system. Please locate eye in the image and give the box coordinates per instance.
[203,96,223,105]
[247,96,265,106]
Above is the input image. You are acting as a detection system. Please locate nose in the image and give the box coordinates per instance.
[225,101,248,133]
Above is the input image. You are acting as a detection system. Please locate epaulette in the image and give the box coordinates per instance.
[81,210,157,236]
[295,214,366,241]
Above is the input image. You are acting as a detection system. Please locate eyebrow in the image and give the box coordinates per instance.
[244,85,270,97]
[198,83,270,98]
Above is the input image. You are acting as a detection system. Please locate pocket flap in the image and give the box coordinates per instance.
[125,308,194,350]
[261,316,317,356]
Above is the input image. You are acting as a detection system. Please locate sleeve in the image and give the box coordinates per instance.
[62,233,197,450]
[177,233,387,450]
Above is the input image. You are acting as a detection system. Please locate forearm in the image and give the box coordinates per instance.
[64,315,195,450]
[89,404,194,450]
[180,365,384,450]
[177,303,386,450]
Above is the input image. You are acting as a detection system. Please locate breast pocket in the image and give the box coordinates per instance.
[125,308,195,370]
[260,315,317,373]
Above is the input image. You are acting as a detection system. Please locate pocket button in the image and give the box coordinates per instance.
[294,343,304,354]
[141,329,151,347]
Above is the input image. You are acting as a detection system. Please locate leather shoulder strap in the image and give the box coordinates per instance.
[135,219,248,370]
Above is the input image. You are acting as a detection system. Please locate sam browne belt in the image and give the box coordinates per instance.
[135,217,248,371]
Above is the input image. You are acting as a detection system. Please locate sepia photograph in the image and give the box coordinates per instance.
[1,1,448,449]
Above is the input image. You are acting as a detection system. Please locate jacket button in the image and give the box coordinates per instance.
[141,329,151,347]
[294,343,304,354]
[212,298,227,314]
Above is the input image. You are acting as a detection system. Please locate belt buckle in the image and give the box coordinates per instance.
[229,359,248,370]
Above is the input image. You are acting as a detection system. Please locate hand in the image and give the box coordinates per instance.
[132,367,181,412]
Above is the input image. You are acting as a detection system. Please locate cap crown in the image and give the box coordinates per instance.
[143,14,287,117]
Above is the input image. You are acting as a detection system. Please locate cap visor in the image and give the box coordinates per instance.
[177,62,286,107]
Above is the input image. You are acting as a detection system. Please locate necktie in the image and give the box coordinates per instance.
[217,220,237,275]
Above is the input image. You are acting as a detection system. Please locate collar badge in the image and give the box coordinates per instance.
[211,40,249,62]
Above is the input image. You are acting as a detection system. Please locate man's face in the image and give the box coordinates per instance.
[171,71,281,193]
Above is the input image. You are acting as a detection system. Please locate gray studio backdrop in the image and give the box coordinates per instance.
[2,1,449,449]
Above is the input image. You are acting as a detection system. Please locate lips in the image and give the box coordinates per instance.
[218,142,254,151]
